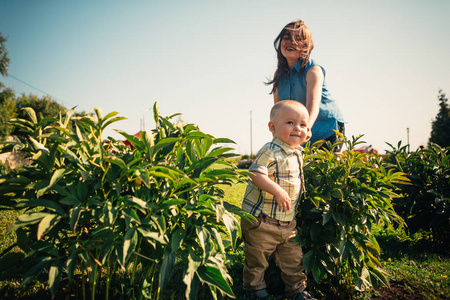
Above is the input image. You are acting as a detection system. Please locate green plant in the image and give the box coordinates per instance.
[0,103,249,299]
[385,142,450,247]
[296,136,408,297]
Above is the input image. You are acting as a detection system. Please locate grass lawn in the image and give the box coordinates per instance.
[375,228,450,299]
[0,210,19,254]
[220,181,246,207]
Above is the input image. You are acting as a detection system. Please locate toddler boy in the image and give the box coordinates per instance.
[241,100,315,300]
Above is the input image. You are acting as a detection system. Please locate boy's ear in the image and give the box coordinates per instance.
[268,121,276,133]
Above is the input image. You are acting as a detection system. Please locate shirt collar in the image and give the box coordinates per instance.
[292,59,303,73]
[272,137,303,155]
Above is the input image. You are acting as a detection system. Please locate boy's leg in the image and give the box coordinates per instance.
[241,216,279,291]
[272,220,307,297]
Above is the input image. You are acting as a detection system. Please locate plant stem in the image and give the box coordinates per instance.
[82,270,86,300]
[105,257,111,300]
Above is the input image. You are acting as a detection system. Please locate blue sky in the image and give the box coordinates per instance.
[1,0,449,154]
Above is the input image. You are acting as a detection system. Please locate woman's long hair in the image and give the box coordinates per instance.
[268,20,314,94]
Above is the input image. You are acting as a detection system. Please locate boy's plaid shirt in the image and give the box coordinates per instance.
[242,137,305,222]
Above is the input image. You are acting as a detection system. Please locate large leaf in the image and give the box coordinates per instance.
[22,107,38,124]
[196,265,234,297]
[115,129,142,147]
[21,256,52,288]
[211,228,226,257]
[184,272,201,300]
[24,199,65,215]
[106,156,126,169]
[123,227,138,265]
[29,137,49,154]
[37,214,62,240]
[122,207,141,225]
[302,249,325,282]
[49,259,63,297]
[369,266,389,288]
[148,165,183,181]
[222,213,239,250]
[159,251,175,294]
[157,198,187,211]
[153,102,160,124]
[102,116,127,130]
[213,137,235,144]
[171,228,186,253]
[153,137,182,154]
[66,245,79,282]
[29,241,60,257]
[339,239,351,262]
[206,147,234,158]
[137,227,167,245]
[196,226,211,259]
[128,196,151,210]
[10,212,50,231]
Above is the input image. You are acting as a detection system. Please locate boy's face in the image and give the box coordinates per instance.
[269,103,310,147]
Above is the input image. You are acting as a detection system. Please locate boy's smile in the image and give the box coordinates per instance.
[269,101,310,147]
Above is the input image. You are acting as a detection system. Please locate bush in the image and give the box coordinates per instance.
[385,142,450,247]
[237,159,252,169]
[296,136,408,297]
[0,104,249,299]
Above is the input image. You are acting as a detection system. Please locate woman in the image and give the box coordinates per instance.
[269,19,345,152]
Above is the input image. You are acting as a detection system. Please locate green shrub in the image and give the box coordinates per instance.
[296,136,408,297]
[236,159,252,169]
[0,104,249,299]
[385,142,450,247]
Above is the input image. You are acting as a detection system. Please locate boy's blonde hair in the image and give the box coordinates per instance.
[270,100,308,121]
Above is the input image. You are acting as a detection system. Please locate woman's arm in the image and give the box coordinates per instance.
[305,65,324,128]
[274,88,279,104]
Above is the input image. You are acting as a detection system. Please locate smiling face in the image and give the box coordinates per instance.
[280,31,303,66]
[269,100,310,147]
[276,20,314,69]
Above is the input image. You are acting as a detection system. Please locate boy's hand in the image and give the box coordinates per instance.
[274,189,291,212]
[248,171,292,212]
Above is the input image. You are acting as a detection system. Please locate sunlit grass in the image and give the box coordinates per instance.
[374,224,450,299]
[220,182,246,207]
[382,254,450,299]
[0,210,19,253]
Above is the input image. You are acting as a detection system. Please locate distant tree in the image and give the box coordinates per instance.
[429,89,450,148]
[15,93,67,120]
[0,88,17,140]
[0,33,10,90]
[11,93,67,137]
